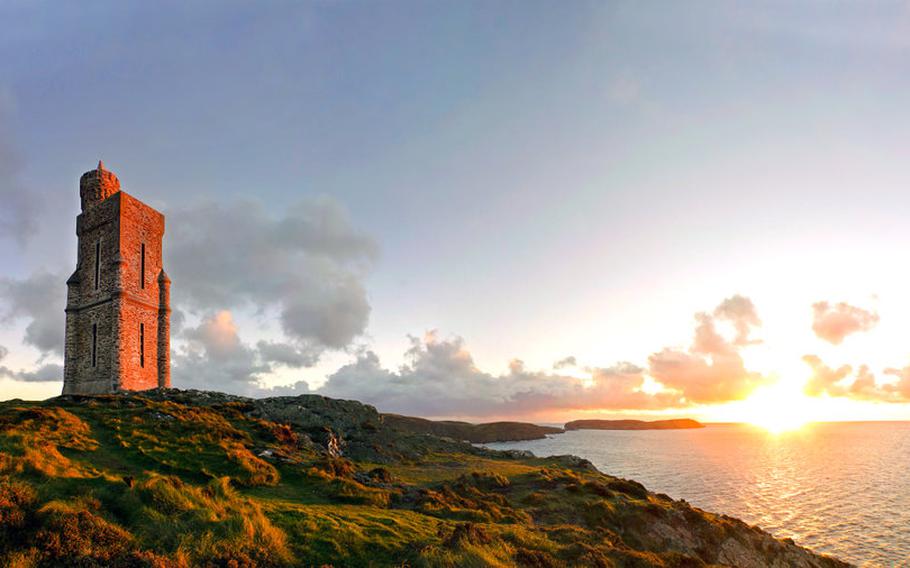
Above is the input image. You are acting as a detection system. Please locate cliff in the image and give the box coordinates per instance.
[565,418,705,431]
[383,413,564,443]
[0,389,847,567]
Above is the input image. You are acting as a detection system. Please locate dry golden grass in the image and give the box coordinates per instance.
[0,395,847,568]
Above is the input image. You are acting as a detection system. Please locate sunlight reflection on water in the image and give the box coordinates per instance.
[486,422,910,566]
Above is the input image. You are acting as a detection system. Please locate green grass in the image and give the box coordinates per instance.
[0,393,846,568]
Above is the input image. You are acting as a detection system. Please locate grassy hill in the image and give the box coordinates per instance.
[0,390,847,567]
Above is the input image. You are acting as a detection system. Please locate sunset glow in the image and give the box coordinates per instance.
[736,384,812,434]
[4,3,910,427]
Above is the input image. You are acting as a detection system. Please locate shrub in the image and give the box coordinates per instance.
[33,500,135,564]
[445,523,493,548]
[606,478,649,500]
[0,480,36,546]
[221,441,280,487]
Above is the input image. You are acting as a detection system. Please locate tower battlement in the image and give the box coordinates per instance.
[63,163,170,395]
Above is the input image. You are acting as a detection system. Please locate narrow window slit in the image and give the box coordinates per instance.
[140,243,146,289]
[94,241,101,289]
[92,324,98,368]
[140,323,145,368]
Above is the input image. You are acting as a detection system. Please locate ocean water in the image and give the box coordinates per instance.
[485,422,910,567]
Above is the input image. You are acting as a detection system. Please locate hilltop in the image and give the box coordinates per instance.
[0,389,847,567]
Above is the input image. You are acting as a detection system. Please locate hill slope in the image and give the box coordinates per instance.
[0,389,847,567]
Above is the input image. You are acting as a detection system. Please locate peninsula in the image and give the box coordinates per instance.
[383,413,563,443]
[565,418,705,430]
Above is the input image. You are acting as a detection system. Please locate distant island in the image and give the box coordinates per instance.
[565,418,705,430]
[383,413,563,443]
[385,415,707,443]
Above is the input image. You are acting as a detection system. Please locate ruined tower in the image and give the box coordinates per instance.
[63,162,170,394]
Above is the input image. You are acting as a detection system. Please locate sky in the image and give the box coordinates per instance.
[3,1,910,424]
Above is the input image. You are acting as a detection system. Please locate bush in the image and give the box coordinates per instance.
[445,523,492,548]
[221,441,280,487]
[0,480,36,545]
[34,500,135,564]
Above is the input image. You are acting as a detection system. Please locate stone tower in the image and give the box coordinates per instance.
[62,162,171,394]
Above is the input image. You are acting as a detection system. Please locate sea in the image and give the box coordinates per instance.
[485,422,910,567]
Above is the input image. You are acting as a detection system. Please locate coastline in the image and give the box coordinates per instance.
[0,389,850,567]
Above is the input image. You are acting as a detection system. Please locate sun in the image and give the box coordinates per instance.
[737,381,812,433]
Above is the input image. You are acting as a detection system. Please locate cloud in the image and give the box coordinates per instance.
[811,301,879,345]
[0,345,62,383]
[172,310,269,393]
[803,354,910,403]
[0,363,63,383]
[881,367,910,401]
[318,331,683,418]
[0,193,376,387]
[553,356,577,369]
[256,340,319,368]
[802,354,853,397]
[648,295,767,404]
[0,271,65,357]
[0,98,42,245]
[171,310,311,397]
[166,197,378,358]
[712,295,762,347]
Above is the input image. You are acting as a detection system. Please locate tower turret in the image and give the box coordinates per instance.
[157,269,171,388]
[79,160,121,211]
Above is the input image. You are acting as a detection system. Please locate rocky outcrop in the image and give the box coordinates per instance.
[63,388,491,462]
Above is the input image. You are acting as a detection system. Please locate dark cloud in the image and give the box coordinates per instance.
[256,341,319,369]
[811,301,879,345]
[553,356,577,369]
[0,363,63,383]
[0,271,65,357]
[0,346,62,383]
[166,197,378,358]
[318,332,683,418]
[648,295,767,404]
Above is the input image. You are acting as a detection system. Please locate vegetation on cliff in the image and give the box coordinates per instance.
[0,390,846,567]
[564,419,704,431]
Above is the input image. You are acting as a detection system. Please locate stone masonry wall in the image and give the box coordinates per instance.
[63,165,169,395]
[116,193,165,391]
